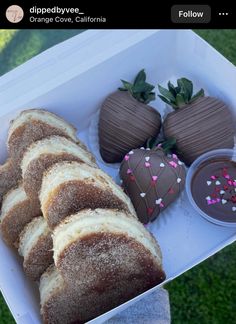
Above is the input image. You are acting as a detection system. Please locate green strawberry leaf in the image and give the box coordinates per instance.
[145,92,156,104]
[161,137,177,153]
[118,69,156,104]
[176,93,186,107]
[168,81,177,97]
[133,69,146,86]
[181,78,193,100]
[158,77,205,109]
[158,84,175,102]
[146,136,177,153]
[158,95,171,105]
[189,88,205,103]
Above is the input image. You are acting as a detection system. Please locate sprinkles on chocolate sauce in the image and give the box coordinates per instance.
[205,166,236,207]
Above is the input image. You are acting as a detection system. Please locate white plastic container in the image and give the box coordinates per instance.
[186,149,236,227]
[0,30,236,324]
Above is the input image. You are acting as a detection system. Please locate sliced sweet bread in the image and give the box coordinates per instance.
[53,208,165,287]
[21,135,97,201]
[7,109,78,164]
[19,216,53,281]
[0,185,40,247]
[0,158,21,206]
[40,161,136,229]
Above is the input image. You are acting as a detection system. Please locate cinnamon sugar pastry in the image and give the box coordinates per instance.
[19,216,53,281]
[40,161,136,229]
[7,109,78,165]
[22,136,96,202]
[53,208,165,287]
[40,205,166,324]
[0,185,40,247]
[0,159,21,206]
[40,265,162,324]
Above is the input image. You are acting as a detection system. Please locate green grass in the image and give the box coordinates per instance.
[0,30,83,75]
[0,29,236,324]
[196,30,236,65]
[0,296,15,324]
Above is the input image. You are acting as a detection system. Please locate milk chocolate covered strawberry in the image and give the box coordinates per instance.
[158,78,234,165]
[99,70,161,163]
[119,140,186,224]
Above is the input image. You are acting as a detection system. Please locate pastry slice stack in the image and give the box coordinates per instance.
[0,108,166,324]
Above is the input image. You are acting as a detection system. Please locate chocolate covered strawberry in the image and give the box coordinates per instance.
[99,70,161,163]
[158,78,234,165]
[119,140,186,224]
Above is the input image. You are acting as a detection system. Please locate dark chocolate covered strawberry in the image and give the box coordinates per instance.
[158,78,234,165]
[99,70,161,163]
[119,141,186,224]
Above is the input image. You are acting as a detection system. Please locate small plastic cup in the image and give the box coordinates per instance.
[186,149,236,227]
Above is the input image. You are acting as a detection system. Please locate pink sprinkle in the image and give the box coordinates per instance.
[233,182,236,187]
[152,176,158,181]
[127,168,132,174]
[228,180,233,186]
[124,155,129,161]
[207,199,220,205]
[130,175,135,181]
[210,175,216,180]
[160,202,164,208]
[224,174,230,179]
[147,207,154,215]
[222,167,228,174]
[157,144,162,148]
[172,154,178,160]
[168,188,174,194]
[145,162,151,167]
[169,161,178,168]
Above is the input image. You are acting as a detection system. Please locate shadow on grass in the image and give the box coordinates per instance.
[0,29,84,76]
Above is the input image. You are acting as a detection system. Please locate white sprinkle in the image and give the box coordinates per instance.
[178,161,183,165]
[160,163,165,168]
[222,199,227,205]
[235,188,236,192]
[120,179,123,184]
[207,181,212,186]
[177,178,181,183]
[140,193,146,198]
[156,198,162,205]
[129,150,134,155]
[220,190,225,195]
[232,207,236,212]
[216,180,221,185]
[140,147,145,150]
[146,148,150,150]
[145,157,150,162]
[206,196,211,200]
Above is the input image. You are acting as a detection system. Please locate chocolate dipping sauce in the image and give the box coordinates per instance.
[191,157,236,223]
